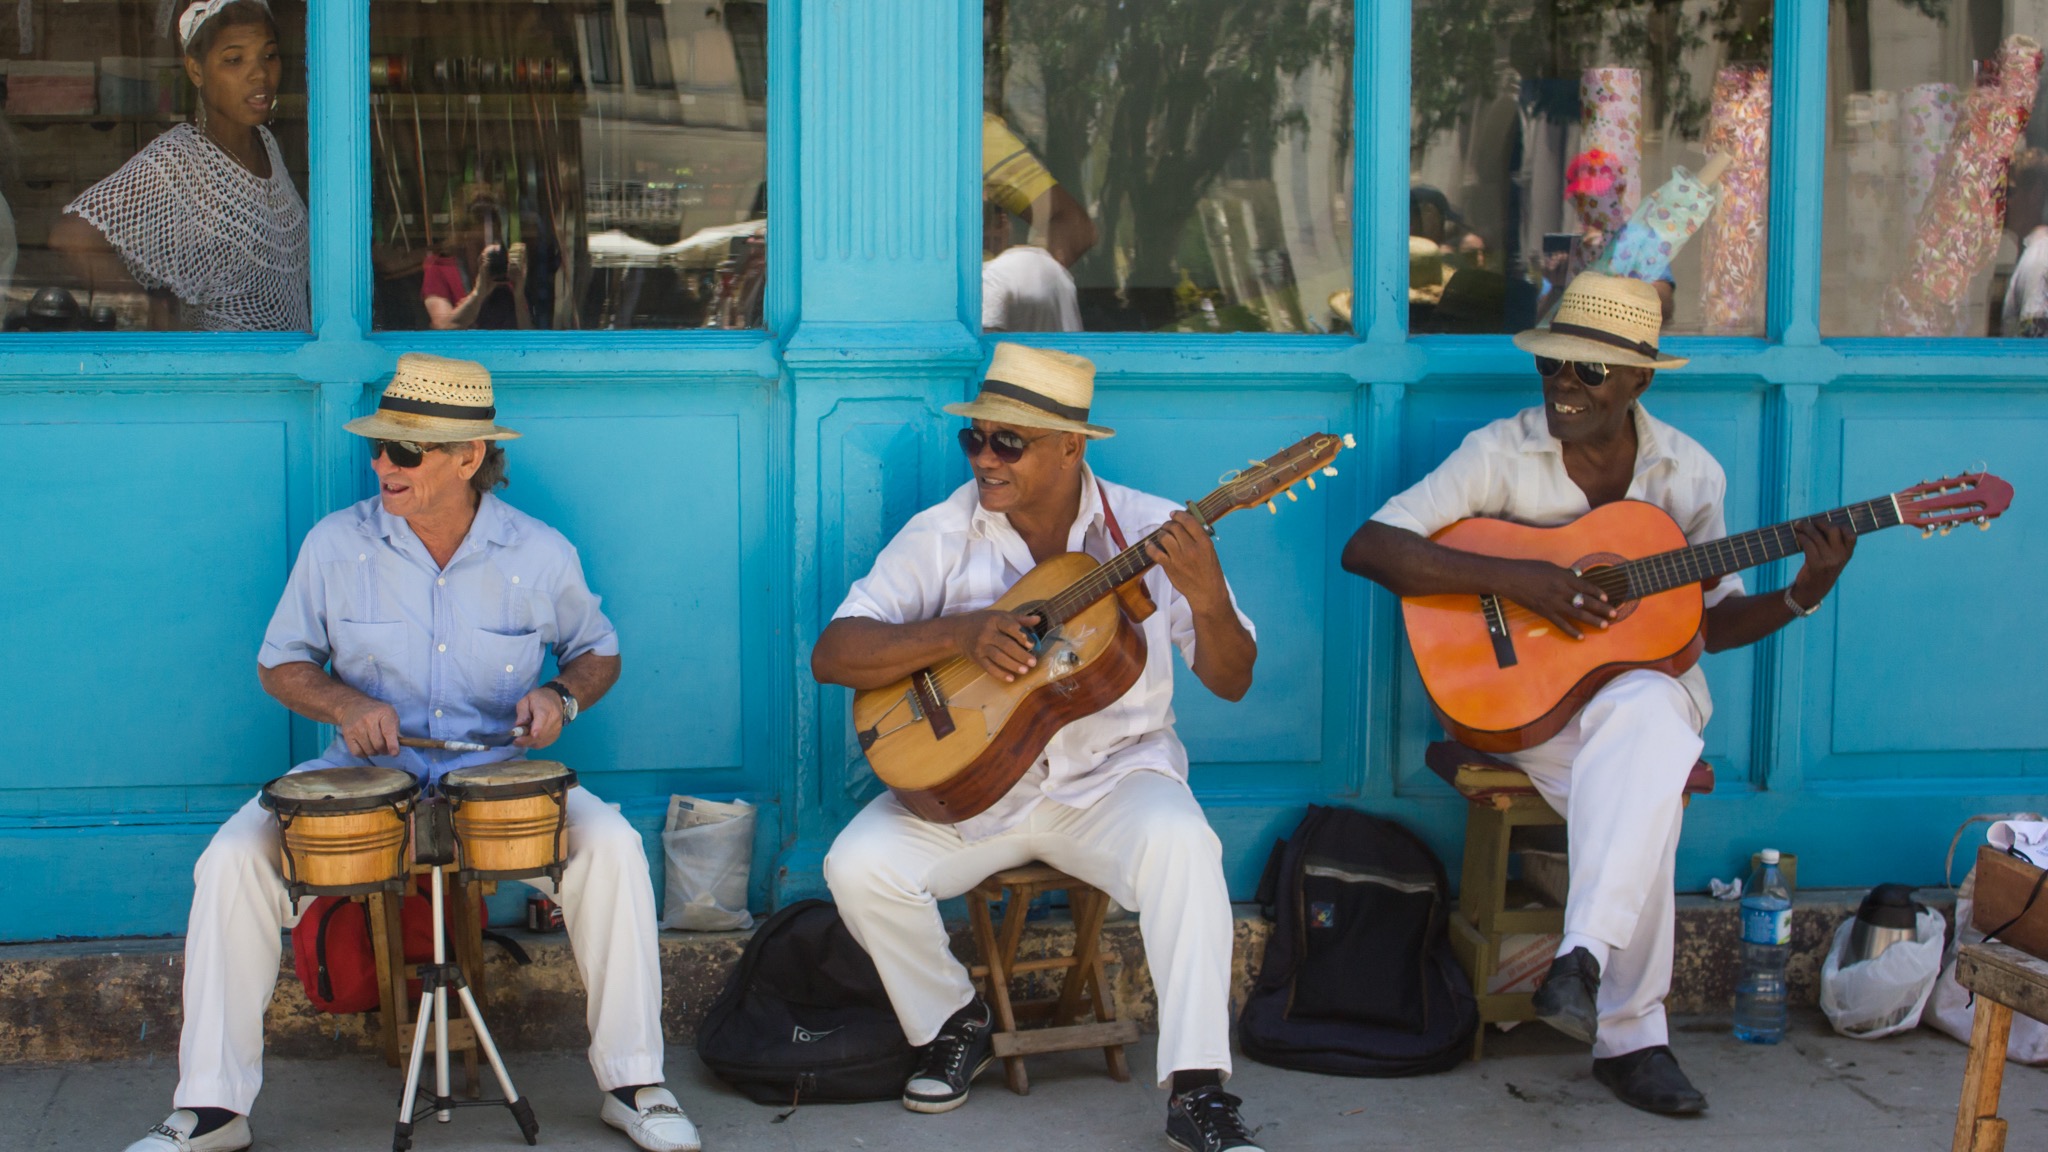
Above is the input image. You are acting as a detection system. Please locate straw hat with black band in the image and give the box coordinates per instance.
[1513,272,1689,370]
[343,352,522,443]
[946,343,1115,439]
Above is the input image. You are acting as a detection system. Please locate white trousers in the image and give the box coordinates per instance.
[1501,669,1704,1059]
[175,785,666,1115]
[824,769,1235,1086]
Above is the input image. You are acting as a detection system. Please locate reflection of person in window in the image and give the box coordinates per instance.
[421,188,534,330]
[51,0,308,331]
[982,197,1080,333]
[982,113,1096,268]
[2000,154,2048,338]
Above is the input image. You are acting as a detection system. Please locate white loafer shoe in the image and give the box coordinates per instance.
[121,1111,251,1152]
[599,1086,702,1152]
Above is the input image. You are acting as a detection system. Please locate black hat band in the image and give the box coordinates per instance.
[379,394,497,421]
[1547,321,1662,360]
[980,378,1089,423]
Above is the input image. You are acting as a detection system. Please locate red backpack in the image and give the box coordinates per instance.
[293,878,492,1014]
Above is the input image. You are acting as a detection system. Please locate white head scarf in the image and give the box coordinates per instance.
[177,0,270,50]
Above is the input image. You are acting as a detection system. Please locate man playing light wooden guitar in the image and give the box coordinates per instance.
[1342,273,1856,1116]
[812,343,1267,1152]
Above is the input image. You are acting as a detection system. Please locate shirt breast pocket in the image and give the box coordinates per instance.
[472,629,545,709]
[330,620,406,698]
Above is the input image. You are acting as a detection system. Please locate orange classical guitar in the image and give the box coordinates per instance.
[855,431,1351,824]
[1402,473,2014,753]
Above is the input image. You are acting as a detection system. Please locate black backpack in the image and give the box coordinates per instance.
[1238,805,1477,1077]
[695,899,919,1105]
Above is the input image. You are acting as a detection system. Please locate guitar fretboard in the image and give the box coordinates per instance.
[1584,496,1903,602]
[1038,487,1239,628]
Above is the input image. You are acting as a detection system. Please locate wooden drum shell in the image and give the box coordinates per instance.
[451,793,568,876]
[261,767,419,896]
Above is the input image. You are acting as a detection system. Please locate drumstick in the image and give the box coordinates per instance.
[399,726,530,753]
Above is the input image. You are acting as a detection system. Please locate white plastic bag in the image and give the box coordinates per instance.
[659,796,755,932]
[1819,907,1945,1038]
[1926,865,2048,1064]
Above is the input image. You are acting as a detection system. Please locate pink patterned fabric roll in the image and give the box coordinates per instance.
[1700,64,1772,334]
[1901,82,1962,227]
[1578,68,1643,234]
[1881,36,2045,336]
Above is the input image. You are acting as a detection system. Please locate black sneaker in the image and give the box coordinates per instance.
[1166,1084,1265,1152]
[901,1000,994,1114]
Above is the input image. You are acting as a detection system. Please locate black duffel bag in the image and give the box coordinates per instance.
[695,898,918,1104]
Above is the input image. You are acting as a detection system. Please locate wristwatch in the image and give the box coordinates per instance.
[543,679,580,723]
[1783,587,1821,618]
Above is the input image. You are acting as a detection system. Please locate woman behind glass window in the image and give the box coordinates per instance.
[50,0,309,331]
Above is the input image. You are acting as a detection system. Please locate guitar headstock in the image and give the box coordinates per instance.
[1213,432,1354,517]
[1896,472,2014,537]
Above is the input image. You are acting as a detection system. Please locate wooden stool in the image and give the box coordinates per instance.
[965,864,1142,1094]
[363,872,495,1095]
[1950,941,2048,1152]
[1427,741,1714,1058]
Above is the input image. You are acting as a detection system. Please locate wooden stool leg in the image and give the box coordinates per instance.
[968,886,1027,1094]
[1072,890,1132,1083]
[449,877,487,1098]
[992,883,1037,1095]
[366,891,406,1068]
[1954,999,2013,1152]
[1053,889,1104,1027]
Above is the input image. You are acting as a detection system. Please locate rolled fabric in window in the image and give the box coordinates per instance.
[1841,91,1900,301]
[1700,63,1771,335]
[1881,35,2045,337]
[1590,163,1723,285]
[1901,82,1962,228]
[1571,67,1642,278]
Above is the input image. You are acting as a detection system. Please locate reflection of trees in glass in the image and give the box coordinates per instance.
[999,0,1348,321]
[1412,0,1777,151]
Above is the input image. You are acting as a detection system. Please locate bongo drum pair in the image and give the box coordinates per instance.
[261,761,578,897]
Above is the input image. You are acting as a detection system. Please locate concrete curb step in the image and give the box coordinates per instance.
[0,889,1944,1064]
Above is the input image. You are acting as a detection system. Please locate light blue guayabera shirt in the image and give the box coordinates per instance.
[259,493,618,783]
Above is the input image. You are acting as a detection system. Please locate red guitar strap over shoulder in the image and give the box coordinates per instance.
[1096,477,1130,552]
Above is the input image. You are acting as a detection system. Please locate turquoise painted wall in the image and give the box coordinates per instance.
[2,0,2043,942]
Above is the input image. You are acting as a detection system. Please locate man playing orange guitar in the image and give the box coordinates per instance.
[812,343,1266,1152]
[1342,273,1856,1115]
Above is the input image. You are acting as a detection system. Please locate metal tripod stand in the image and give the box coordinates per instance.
[393,802,537,1151]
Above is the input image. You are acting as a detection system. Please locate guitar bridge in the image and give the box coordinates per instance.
[1479,594,1518,669]
[910,670,955,740]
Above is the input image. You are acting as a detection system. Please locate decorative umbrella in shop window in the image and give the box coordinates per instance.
[1587,154,1733,284]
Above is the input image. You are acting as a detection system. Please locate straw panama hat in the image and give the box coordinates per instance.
[1512,272,1689,370]
[946,343,1115,439]
[343,353,522,443]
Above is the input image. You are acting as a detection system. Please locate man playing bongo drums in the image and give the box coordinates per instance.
[124,354,701,1152]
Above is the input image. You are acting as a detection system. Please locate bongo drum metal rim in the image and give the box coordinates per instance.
[439,760,578,802]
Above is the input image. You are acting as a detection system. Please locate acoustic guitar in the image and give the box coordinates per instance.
[855,431,1352,823]
[1402,472,2014,753]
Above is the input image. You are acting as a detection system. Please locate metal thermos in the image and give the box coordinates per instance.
[1846,883,1922,964]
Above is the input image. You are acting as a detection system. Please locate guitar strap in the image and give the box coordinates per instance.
[1096,477,1130,552]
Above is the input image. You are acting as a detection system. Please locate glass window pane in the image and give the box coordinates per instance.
[1410,2,1773,336]
[370,1,768,332]
[985,1,1354,334]
[2,1,309,333]
[1823,2,2047,337]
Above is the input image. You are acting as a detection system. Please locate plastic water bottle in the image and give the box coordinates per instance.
[1733,848,1792,1044]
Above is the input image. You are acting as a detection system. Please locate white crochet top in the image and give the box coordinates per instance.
[66,124,310,331]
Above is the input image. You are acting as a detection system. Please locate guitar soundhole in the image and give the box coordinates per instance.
[1576,553,1638,624]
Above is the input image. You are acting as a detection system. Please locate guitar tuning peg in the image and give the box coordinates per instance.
[1305,476,1317,491]
[1979,518,1992,530]
[1342,433,1357,448]
[1267,500,1278,514]
[1322,466,1338,477]
[1939,524,1952,536]
[1922,528,1934,539]
[1285,489,1298,501]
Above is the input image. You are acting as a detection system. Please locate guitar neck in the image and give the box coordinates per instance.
[1038,487,1241,628]
[1607,495,1903,601]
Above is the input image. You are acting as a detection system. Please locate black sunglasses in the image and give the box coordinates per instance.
[371,439,439,468]
[1535,356,1610,388]
[957,426,1052,463]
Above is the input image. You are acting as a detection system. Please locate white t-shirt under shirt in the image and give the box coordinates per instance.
[982,244,1081,333]
[833,466,1254,839]
[1369,402,1743,726]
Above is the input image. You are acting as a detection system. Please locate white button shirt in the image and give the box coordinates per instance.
[1370,403,1742,724]
[834,466,1255,839]
[259,493,619,782]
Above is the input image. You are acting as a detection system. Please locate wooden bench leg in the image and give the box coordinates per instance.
[1954,998,2013,1152]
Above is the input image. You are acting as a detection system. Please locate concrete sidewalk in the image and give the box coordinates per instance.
[14,1011,2045,1151]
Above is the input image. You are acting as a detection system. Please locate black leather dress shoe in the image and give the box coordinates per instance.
[1592,1045,1708,1115]
[1530,946,1601,1044]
